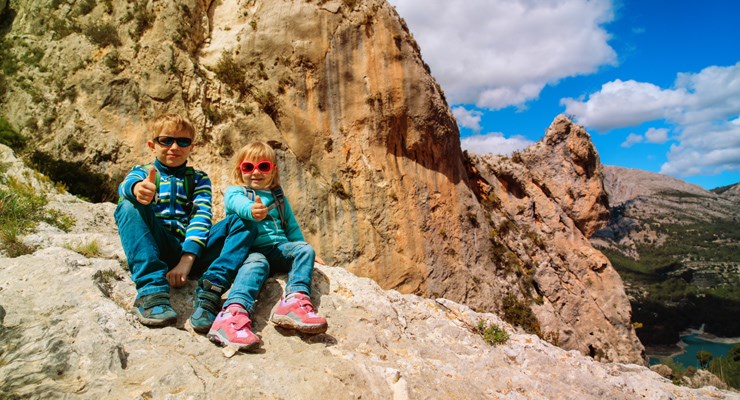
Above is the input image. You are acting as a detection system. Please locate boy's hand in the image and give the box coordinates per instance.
[166,253,195,288]
[134,166,157,205]
[251,195,268,221]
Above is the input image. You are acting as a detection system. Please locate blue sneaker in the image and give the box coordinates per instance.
[189,279,224,333]
[134,292,177,327]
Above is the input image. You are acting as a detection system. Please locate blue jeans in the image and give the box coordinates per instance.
[226,241,315,315]
[114,199,255,299]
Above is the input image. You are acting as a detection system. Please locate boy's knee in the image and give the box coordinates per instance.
[115,199,147,221]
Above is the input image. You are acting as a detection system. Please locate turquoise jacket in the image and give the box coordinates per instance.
[224,185,304,249]
[118,159,213,257]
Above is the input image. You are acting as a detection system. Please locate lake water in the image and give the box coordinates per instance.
[649,334,740,367]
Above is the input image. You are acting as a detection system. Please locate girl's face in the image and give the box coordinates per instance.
[240,158,276,190]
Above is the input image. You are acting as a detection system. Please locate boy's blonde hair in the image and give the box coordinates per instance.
[148,114,196,140]
[231,142,281,188]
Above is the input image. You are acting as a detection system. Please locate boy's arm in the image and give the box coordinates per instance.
[181,170,212,257]
[118,166,149,203]
[166,253,196,287]
[282,197,305,242]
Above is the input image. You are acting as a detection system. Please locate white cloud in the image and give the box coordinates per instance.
[560,80,687,131]
[461,132,535,156]
[452,106,483,131]
[620,128,669,148]
[388,0,616,109]
[562,62,740,177]
[644,127,669,143]
[621,133,643,148]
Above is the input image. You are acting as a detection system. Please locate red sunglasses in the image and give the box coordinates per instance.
[240,160,275,174]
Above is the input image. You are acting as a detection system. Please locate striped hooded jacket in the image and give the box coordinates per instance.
[118,159,213,257]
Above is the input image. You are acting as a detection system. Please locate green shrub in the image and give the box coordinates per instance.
[476,320,509,346]
[130,2,154,40]
[84,22,121,47]
[66,239,101,258]
[76,0,96,16]
[708,345,740,389]
[0,177,73,257]
[501,294,541,336]
[0,117,25,150]
[213,52,252,97]
[254,89,280,123]
[103,50,125,74]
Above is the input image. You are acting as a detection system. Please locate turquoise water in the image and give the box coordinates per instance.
[649,334,739,367]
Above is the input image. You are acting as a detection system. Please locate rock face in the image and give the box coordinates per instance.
[518,115,610,238]
[0,0,479,298]
[1,1,644,361]
[467,116,643,364]
[0,180,734,399]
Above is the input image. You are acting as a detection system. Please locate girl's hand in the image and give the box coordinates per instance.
[251,195,268,221]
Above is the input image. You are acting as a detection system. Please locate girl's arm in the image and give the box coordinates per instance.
[224,186,257,221]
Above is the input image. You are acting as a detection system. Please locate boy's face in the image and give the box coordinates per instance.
[147,130,194,168]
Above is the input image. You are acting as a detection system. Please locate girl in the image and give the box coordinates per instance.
[207,142,327,351]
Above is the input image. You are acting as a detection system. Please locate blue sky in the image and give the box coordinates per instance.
[387,0,740,190]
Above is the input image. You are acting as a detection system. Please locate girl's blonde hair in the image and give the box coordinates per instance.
[231,142,281,188]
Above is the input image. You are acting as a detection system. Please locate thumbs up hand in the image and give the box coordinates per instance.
[251,195,268,221]
[134,166,157,205]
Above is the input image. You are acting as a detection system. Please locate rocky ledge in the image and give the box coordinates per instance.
[0,196,736,399]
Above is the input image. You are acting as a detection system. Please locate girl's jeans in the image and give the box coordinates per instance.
[226,241,315,315]
[114,199,255,299]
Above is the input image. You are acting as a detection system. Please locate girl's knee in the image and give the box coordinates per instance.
[295,242,315,258]
[243,252,269,269]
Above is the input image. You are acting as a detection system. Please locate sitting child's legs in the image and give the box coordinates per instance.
[189,214,255,332]
[206,252,269,351]
[115,199,182,326]
[266,242,328,334]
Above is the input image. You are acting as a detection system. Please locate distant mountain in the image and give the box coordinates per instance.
[592,166,740,345]
[711,182,740,201]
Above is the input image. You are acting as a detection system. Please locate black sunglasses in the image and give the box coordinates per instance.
[154,136,193,147]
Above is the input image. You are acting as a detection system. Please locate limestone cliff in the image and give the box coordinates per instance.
[1,1,643,361]
[467,116,642,363]
[0,151,733,398]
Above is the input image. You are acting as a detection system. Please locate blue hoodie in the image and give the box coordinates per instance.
[223,185,304,249]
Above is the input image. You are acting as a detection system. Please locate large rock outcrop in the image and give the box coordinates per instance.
[466,116,643,364]
[0,171,734,399]
[2,2,643,361]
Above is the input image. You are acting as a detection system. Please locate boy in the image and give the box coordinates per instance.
[114,114,254,331]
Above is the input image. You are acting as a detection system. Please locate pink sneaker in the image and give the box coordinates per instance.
[207,304,261,351]
[270,292,328,334]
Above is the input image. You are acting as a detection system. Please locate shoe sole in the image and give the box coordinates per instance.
[190,319,213,333]
[207,331,261,352]
[270,313,328,334]
[134,309,177,327]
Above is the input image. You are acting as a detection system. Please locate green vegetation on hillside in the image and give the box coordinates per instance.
[600,215,740,345]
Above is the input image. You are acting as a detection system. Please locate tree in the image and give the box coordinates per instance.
[696,350,713,369]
